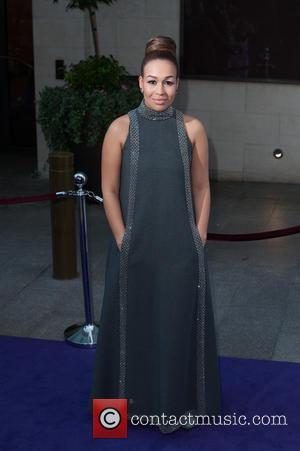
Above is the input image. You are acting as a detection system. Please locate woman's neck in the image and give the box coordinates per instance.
[137,98,175,120]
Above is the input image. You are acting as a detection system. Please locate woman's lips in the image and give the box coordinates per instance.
[153,99,167,104]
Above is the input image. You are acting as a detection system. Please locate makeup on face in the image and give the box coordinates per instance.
[140,60,178,111]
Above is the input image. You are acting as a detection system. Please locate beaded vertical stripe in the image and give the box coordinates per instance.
[175,109,207,414]
[118,109,140,397]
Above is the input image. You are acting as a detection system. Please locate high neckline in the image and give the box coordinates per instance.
[137,99,175,120]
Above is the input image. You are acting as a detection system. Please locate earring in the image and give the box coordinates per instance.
[140,88,143,93]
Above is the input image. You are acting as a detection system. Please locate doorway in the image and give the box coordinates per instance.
[0,0,37,176]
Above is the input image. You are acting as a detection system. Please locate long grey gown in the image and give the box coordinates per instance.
[90,99,222,433]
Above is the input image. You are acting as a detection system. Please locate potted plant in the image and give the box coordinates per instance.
[37,55,141,193]
[38,0,142,193]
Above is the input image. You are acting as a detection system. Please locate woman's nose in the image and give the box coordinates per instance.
[156,83,165,94]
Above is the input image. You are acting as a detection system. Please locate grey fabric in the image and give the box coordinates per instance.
[90,100,222,433]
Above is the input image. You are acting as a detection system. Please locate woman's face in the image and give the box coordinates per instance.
[139,59,179,111]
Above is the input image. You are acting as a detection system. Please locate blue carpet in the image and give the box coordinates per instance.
[0,335,299,451]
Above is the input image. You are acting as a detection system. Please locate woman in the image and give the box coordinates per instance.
[90,35,222,434]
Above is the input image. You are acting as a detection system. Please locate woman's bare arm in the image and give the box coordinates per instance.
[185,116,210,246]
[101,115,129,250]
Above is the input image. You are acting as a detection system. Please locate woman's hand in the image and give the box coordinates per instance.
[198,229,207,246]
[116,232,125,251]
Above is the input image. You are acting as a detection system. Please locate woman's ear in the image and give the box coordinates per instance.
[138,75,143,91]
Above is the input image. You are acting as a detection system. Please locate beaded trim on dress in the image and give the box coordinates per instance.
[137,99,175,120]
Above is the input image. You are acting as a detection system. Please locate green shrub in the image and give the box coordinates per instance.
[64,55,128,92]
[37,55,141,151]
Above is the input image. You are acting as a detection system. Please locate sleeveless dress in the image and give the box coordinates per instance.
[90,99,222,433]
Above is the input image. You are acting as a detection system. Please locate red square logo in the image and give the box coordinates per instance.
[93,398,128,438]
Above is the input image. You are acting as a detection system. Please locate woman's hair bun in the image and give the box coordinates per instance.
[145,36,177,57]
[141,35,178,77]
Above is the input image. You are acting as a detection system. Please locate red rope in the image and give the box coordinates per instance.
[0,193,57,205]
[1,192,300,241]
[208,225,300,241]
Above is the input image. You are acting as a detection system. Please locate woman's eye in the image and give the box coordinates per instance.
[147,80,174,86]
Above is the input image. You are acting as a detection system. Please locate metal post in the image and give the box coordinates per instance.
[62,172,102,348]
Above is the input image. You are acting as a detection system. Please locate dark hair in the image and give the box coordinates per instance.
[140,36,178,78]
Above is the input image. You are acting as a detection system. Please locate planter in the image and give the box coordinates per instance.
[49,151,78,279]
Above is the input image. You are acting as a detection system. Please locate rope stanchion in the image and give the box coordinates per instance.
[57,172,103,348]
[0,173,103,348]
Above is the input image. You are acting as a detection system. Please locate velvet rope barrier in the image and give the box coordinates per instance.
[0,193,56,205]
[208,225,300,241]
[1,192,300,241]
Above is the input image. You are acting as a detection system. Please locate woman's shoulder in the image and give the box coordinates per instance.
[109,113,130,132]
[182,113,207,145]
[183,112,205,130]
[106,114,130,147]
